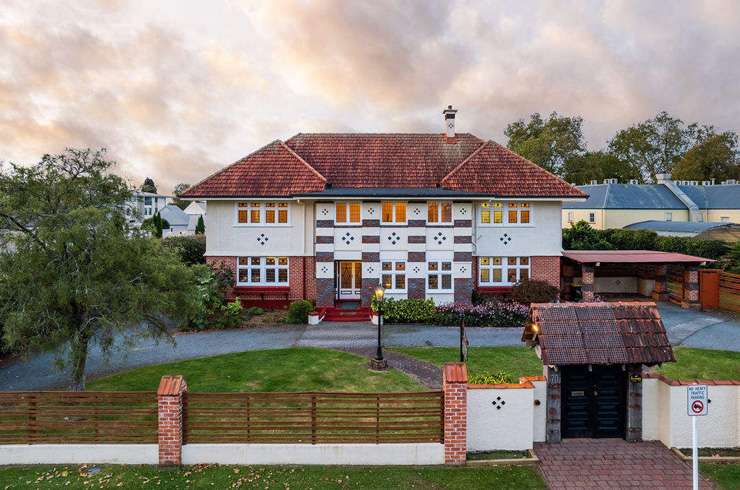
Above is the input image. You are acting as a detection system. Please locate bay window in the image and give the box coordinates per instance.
[479,256,530,285]
[427,201,452,224]
[427,261,452,291]
[382,202,407,224]
[237,256,289,286]
[335,202,361,224]
[237,202,289,225]
[381,261,406,291]
[479,202,531,225]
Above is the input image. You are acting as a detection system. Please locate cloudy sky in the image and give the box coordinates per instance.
[2,0,739,193]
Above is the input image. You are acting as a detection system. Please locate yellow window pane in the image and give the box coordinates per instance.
[238,257,249,265]
[382,274,392,289]
[481,209,491,224]
[278,202,288,208]
[480,257,490,266]
[395,202,406,223]
[395,262,405,271]
[508,269,517,282]
[492,269,502,282]
[509,202,518,208]
[238,202,248,208]
[278,210,288,223]
[250,257,260,265]
[250,210,261,223]
[278,257,288,265]
[508,210,518,223]
[335,202,347,223]
[265,210,275,223]
[266,257,276,265]
[441,202,452,222]
[493,210,503,224]
[238,210,249,223]
[521,210,530,223]
[250,202,260,208]
[508,257,517,265]
[265,202,275,208]
[481,202,489,208]
[520,269,529,281]
[382,202,393,222]
[493,202,502,208]
[428,202,438,223]
[396,274,405,289]
[493,257,502,265]
[480,269,490,283]
[428,262,438,271]
[520,257,529,265]
[349,203,361,223]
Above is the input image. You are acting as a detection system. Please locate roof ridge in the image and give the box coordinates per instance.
[603,181,610,208]
[439,140,490,184]
[278,141,327,183]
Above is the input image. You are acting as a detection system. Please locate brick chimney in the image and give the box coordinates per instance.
[443,105,458,142]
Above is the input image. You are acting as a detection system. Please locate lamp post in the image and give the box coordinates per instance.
[370,286,388,370]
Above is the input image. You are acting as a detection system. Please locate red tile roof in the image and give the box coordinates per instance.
[182,141,326,198]
[183,133,586,198]
[563,250,715,264]
[442,141,587,198]
[525,302,674,366]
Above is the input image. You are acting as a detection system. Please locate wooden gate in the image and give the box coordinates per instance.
[699,269,720,310]
[719,271,740,313]
[666,267,685,305]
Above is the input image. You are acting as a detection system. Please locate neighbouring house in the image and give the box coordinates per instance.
[562,175,740,229]
[624,220,740,241]
[125,191,172,227]
[159,204,201,238]
[182,107,586,309]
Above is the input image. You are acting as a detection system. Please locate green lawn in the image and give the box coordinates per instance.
[702,463,740,490]
[391,347,542,379]
[87,348,425,392]
[0,464,546,489]
[655,347,740,380]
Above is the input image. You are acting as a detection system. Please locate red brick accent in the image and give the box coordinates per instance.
[442,363,468,465]
[531,256,560,289]
[157,375,187,466]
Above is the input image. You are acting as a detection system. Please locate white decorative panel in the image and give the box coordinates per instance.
[426,250,453,262]
[380,228,408,250]
[453,262,472,279]
[409,203,426,220]
[316,262,334,279]
[335,250,361,260]
[363,262,380,279]
[426,228,453,250]
[316,203,335,220]
[408,263,425,279]
[363,202,381,220]
[453,203,473,220]
[315,243,334,253]
[334,229,362,251]
[427,292,454,305]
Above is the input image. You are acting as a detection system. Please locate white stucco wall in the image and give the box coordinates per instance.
[532,379,547,442]
[467,386,534,451]
[181,443,444,465]
[474,201,563,257]
[642,378,739,448]
[0,444,158,464]
[205,200,313,257]
[594,276,638,294]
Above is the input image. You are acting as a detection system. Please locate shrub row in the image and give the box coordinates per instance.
[371,298,530,328]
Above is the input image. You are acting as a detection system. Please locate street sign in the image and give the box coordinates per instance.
[687,385,708,416]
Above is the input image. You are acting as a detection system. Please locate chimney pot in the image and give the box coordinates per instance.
[442,105,458,141]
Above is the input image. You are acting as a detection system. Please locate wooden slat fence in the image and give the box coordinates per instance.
[719,271,740,313]
[184,391,444,444]
[667,267,685,305]
[0,391,157,444]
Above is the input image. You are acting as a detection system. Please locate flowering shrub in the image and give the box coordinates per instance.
[469,371,515,384]
[436,301,529,327]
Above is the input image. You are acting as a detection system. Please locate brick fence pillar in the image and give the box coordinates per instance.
[626,366,643,442]
[581,265,595,302]
[442,363,468,465]
[157,375,187,466]
[652,264,670,302]
[682,266,700,309]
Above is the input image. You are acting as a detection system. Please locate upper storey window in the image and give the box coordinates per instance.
[427,201,452,224]
[335,202,361,224]
[479,202,531,225]
[236,202,289,225]
[382,202,407,224]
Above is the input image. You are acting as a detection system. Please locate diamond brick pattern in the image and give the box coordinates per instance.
[499,233,511,245]
[491,396,506,411]
[256,233,269,245]
[387,231,400,245]
[341,232,355,245]
[433,231,447,245]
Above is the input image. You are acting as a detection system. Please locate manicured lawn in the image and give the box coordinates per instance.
[87,348,425,392]
[655,347,740,380]
[702,463,740,490]
[391,346,542,378]
[0,464,546,489]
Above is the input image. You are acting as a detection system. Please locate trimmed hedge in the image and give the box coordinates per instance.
[371,298,530,328]
[286,300,313,324]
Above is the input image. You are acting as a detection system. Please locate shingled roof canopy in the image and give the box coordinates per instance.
[524,302,674,366]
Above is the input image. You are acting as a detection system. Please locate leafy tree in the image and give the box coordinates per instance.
[173,183,191,210]
[562,151,641,185]
[505,112,585,175]
[562,221,614,250]
[163,235,206,265]
[607,111,712,182]
[672,132,739,182]
[195,215,205,235]
[142,212,170,238]
[0,149,198,390]
[141,177,157,193]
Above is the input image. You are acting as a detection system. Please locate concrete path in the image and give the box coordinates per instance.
[534,439,716,489]
[659,303,740,351]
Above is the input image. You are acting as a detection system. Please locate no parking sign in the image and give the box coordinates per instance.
[687,385,708,416]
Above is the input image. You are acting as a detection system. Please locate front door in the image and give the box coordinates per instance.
[562,365,627,439]
[338,261,362,300]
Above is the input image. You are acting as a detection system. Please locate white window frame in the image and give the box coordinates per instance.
[335,201,361,225]
[381,260,406,291]
[427,201,452,224]
[427,260,453,292]
[235,201,290,226]
[664,212,672,222]
[568,211,574,223]
[478,256,530,286]
[720,216,730,222]
[381,201,407,224]
[479,201,532,226]
[589,212,596,223]
[236,256,289,286]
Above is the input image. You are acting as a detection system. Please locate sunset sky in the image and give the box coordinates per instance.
[2,0,739,193]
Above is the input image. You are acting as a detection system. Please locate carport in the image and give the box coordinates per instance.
[561,250,714,309]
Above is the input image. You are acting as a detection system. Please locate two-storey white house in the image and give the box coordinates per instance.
[182,108,586,312]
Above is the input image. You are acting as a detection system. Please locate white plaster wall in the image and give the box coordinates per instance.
[474,202,563,257]
[594,276,638,294]
[205,200,311,257]
[639,278,656,297]
[642,380,739,448]
[532,380,547,442]
[0,444,158,464]
[467,387,534,451]
[181,443,444,465]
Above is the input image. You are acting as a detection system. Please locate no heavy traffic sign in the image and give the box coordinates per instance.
[687,385,708,417]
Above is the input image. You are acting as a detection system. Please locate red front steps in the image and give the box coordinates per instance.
[319,306,372,322]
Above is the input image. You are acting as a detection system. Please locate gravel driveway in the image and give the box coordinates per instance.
[1,303,736,391]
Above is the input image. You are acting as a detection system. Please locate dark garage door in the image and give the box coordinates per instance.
[562,365,626,438]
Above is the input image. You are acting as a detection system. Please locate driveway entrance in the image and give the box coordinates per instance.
[562,365,627,439]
